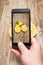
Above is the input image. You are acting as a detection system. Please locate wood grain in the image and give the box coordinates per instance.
[0,0,43,65]
[0,0,9,20]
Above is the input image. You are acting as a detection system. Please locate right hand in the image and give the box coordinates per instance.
[10,37,43,65]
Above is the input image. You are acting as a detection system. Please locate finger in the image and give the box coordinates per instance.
[31,37,39,50]
[31,37,37,45]
[31,37,42,49]
[18,42,28,54]
[11,49,21,59]
[10,45,21,59]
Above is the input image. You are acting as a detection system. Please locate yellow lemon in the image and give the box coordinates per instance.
[19,21,23,26]
[10,20,12,24]
[15,25,21,33]
[21,25,27,32]
[31,23,37,37]
[9,27,12,38]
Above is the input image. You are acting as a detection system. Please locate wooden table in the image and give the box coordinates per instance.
[0,0,43,65]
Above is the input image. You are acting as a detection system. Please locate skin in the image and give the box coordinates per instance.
[10,37,43,65]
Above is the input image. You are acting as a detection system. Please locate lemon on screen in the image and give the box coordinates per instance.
[15,25,21,33]
[9,27,12,38]
[21,25,27,32]
[31,23,37,37]
[19,21,23,26]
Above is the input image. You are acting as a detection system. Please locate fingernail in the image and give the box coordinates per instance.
[18,42,23,47]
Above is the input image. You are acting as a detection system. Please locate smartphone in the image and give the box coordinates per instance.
[11,9,31,49]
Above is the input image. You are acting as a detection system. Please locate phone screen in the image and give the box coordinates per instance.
[13,13,29,43]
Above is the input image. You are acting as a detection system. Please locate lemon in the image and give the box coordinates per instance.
[19,21,23,26]
[9,27,12,38]
[10,20,12,24]
[15,25,21,33]
[21,25,27,32]
[31,23,37,37]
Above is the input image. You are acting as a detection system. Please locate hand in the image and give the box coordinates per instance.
[10,37,43,65]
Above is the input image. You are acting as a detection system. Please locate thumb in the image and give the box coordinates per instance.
[31,37,39,50]
[31,37,37,45]
[18,42,28,54]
